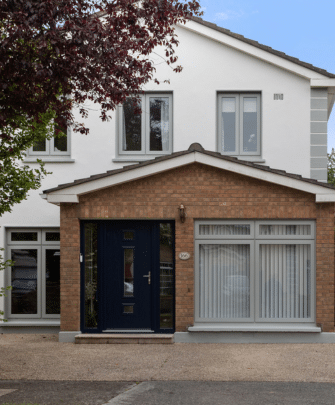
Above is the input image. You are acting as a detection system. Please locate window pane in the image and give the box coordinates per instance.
[11,249,38,315]
[122,98,142,151]
[54,133,67,152]
[243,98,257,152]
[84,224,98,328]
[259,225,311,236]
[124,249,134,296]
[221,98,236,152]
[11,232,38,242]
[259,244,311,319]
[33,139,46,152]
[45,232,60,242]
[160,223,174,329]
[45,249,60,314]
[199,224,250,236]
[199,244,250,319]
[149,97,170,151]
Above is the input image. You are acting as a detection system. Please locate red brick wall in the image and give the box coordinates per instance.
[60,163,335,332]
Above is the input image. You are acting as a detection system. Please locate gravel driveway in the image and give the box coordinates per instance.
[1,334,335,382]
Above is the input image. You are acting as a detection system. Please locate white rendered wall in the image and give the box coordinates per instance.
[0,21,332,312]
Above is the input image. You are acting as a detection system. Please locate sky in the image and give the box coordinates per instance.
[197,0,335,152]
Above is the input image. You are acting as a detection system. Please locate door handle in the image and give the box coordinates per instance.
[143,271,151,285]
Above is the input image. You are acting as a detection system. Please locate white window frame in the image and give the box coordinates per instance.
[6,228,60,320]
[194,220,316,325]
[117,93,173,159]
[218,93,261,157]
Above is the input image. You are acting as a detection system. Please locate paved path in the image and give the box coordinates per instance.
[1,334,335,383]
[1,381,335,404]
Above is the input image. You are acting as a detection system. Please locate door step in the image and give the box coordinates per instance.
[75,333,174,344]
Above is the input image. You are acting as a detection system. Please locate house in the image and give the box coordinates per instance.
[1,16,335,343]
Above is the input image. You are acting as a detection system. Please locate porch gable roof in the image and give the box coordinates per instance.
[41,143,335,204]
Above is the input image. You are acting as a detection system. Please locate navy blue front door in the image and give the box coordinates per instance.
[81,220,175,333]
[102,222,153,331]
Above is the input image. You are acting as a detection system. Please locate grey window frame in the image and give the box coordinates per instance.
[218,93,261,156]
[6,228,60,320]
[27,125,71,159]
[117,93,173,159]
[194,220,316,325]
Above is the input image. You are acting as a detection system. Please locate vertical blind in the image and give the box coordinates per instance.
[199,244,250,319]
[196,221,314,323]
[259,244,311,319]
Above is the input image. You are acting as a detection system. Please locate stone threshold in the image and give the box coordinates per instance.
[75,333,174,344]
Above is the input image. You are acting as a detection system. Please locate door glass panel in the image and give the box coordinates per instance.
[149,97,170,151]
[122,98,142,151]
[159,223,174,329]
[11,232,38,242]
[124,249,134,296]
[259,244,311,319]
[45,249,60,314]
[221,97,236,152]
[123,231,134,240]
[243,97,257,152]
[199,244,250,319]
[11,249,38,314]
[84,224,98,328]
[123,305,134,314]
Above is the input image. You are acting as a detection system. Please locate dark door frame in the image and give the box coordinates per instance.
[80,220,175,334]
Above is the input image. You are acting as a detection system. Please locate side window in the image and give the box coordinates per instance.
[117,93,173,160]
[6,228,60,320]
[218,93,261,157]
[27,116,71,160]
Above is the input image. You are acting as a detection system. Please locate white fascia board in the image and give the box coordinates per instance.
[47,194,79,204]
[311,79,335,87]
[44,152,335,204]
[44,154,196,203]
[194,153,335,203]
[181,20,328,80]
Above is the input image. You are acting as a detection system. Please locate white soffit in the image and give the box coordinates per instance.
[44,152,335,204]
[181,20,329,80]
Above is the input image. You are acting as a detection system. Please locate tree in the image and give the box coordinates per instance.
[0,0,202,134]
[327,148,335,186]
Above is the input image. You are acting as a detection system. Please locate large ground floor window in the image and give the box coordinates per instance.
[194,221,315,324]
[6,228,60,320]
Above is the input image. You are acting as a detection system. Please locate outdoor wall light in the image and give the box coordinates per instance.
[179,204,186,223]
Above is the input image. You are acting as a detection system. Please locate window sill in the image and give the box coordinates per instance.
[1,320,60,327]
[189,324,321,333]
[226,156,266,163]
[112,156,161,163]
[24,157,75,163]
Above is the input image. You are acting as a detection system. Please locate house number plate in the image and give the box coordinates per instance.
[179,252,191,260]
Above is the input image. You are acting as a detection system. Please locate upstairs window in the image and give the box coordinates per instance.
[27,116,70,159]
[218,93,261,156]
[118,93,173,158]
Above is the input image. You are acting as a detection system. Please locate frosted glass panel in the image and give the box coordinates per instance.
[259,244,311,319]
[221,98,236,152]
[199,224,250,236]
[150,97,169,151]
[199,244,250,319]
[243,97,257,152]
[124,249,134,296]
[259,225,311,236]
